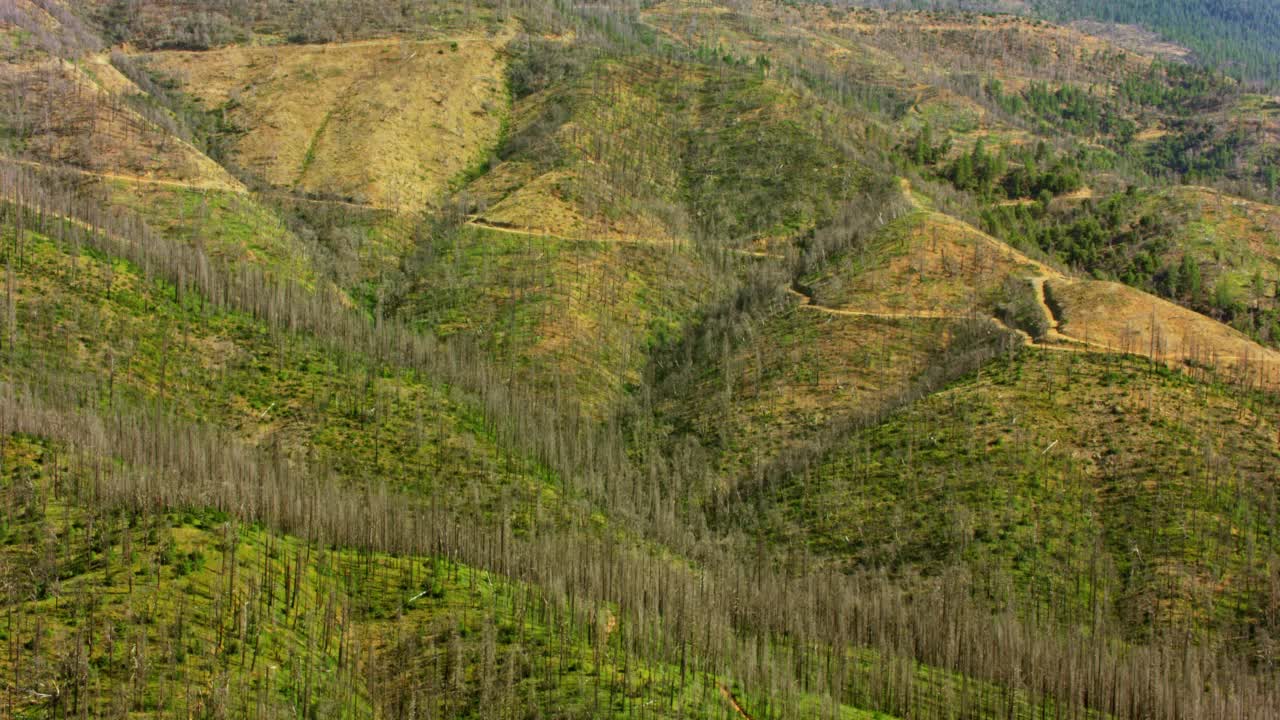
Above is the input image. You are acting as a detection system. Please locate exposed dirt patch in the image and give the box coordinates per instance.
[1051,279,1280,384]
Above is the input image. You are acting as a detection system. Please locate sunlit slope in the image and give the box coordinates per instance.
[656,182,1280,498]
[0,57,242,190]
[468,52,871,250]
[808,201,1280,384]
[399,52,880,412]
[1094,186,1280,346]
[467,57,694,244]
[98,179,318,284]
[755,350,1280,647]
[0,436,755,720]
[1050,278,1280,382]
[0,218,574,529]
[804,208,1056,318]
[389,222,719,415]
[144,32,512,210]
[0,39,316,285]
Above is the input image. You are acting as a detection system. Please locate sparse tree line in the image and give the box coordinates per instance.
[94,0,510,50]
[2,361,1278,719]
[3,1,1280,717]
[0,61,196,176]
[0,0,103,62]
[4,156,1280,717]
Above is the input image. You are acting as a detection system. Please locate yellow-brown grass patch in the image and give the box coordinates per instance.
[1050,279,1280,384]
[0,59,243,191]
[816,211,1059,315]
[481,170,586,238]
[145,31,512,210]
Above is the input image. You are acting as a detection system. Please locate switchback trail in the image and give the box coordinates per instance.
[790,277,1275,367]
[464,217,679,247]
[1030,276,1074,345]
[1027,276,1133,353]
[731,247,786,260]
[787,283,1092,354]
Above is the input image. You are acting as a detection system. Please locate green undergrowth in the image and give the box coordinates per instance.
[1,434,1039,720]
[656,307,970,489]
[485,54,694,241]
[681,70,872,244]
[102,181,316,287]
[801,210,928,300]
[389,223,717,414]
[0,225,578,534]
[763,350,1280,648]
[268,195,419,313]
[494,51,876,248]
[0,435,740,719]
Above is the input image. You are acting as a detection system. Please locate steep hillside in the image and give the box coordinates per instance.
[1035,0,1280,83]
[0,215,564,528]
[984,184,1280,348]
[1050,278,1280,381]
[388,221,719,415]
[468,55,694,244]
[472,49,872,249]
[0,436,753,719]
[752,350,1280,648]
[374,48,881,412]
[0,58,242,189]
[2,0,1280,718]
[804,208,1057,318]
[144,32,512,210]
[1,0,102,62]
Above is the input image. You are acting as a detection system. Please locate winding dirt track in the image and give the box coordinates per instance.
[787,287,963,321]
[464,218,782,259]
[13,161,1263,369]
[2,157,387,211]
[786,284,1093,354]
[464,218,688,248]
[1022,276,1272,363]
[790,276,1280,373]
[1,157,246,193]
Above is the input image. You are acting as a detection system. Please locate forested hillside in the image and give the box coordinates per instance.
[865,0,1280,85]
[1036,0,1280,84]
[1,0,1279,718]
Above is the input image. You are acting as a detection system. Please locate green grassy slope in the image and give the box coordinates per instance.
[0,220,572,531]
[0,435,746,720]
[389,223,716,415]
[2,0,1280,717]
[101,181,317,286]
[755,350,1280,647]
